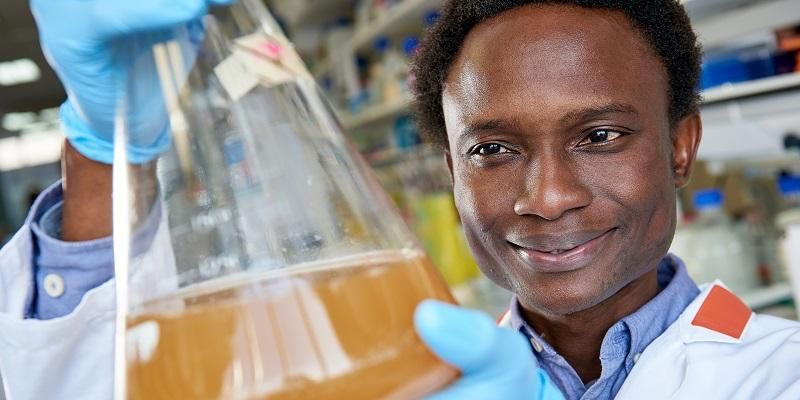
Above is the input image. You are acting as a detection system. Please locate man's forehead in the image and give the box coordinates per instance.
[442,61,488,123]
[446,7,653,87]
[442,5,667,130]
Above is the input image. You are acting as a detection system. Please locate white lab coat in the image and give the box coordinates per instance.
[0,222,115,399]
[499,282,800,399]
[1,215,799,399]
[0,209,176,400]
[614,282,800,399]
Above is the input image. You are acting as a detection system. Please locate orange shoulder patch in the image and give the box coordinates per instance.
[691,285,752,339]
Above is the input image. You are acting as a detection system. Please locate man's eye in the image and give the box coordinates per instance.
[472,143,510,156]
[579,129,623,146]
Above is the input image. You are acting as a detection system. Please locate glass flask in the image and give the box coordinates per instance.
[112,1,457,398]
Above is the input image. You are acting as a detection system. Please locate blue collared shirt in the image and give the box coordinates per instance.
[508,255,700,400]
[27,181,160,320]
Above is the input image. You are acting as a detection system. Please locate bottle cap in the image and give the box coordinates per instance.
[778,176,800,195]
[424,10,441,27]
[402,36,419,56]
[373,36,390,54]
[693,189,724,211]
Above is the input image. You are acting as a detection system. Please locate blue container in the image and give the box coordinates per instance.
[693,189,725,211]
[778,176,800,196]
[393,116,422,150]
[701,56,749,90]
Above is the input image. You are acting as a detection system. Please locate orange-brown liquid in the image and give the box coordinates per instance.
[126,250,458,399]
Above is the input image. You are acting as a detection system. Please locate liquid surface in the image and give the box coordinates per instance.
[127,251,458,399]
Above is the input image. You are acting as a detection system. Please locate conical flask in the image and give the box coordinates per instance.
[113,1,457,398]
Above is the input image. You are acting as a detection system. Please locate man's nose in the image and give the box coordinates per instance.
[513,153,592,221]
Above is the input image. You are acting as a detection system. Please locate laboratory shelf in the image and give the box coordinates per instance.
[697,74,800,162]
[340,73,800,133]
[694,0,800,49]
[702,73,800,105]
[341,95,413,130]
[269,0,355,27]
[741,283,794,311]
[339,72,800,136]
[351,0,446,53]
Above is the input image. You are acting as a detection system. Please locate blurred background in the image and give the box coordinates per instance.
[0,0,799,317]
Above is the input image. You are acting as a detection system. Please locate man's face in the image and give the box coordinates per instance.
[443,5,700,316]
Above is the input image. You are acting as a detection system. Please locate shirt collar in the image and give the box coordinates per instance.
[508,254,700,363]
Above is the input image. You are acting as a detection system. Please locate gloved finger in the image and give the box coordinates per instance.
[30,0,235,41]
[91,0,213,39]
[414,300,537,376]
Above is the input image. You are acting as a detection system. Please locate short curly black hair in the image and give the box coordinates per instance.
[412,0,702,147]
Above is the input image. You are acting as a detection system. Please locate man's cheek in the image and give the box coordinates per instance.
[456,179,507,229]
[454,185,486,231]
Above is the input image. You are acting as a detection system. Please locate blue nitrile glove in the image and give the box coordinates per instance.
[30,0,235,164]
[415,301,565,400]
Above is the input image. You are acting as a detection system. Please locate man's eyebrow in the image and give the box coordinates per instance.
[460,119,515,139]
[559,103,638,125]
[457,103,638,139]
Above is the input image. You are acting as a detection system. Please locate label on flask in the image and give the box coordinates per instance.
[215,32,312,100]
[234,32,311,83]
[214,55,259,101]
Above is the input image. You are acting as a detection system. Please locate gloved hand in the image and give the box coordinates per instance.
[30,0,234,164]
[415,300,565,400]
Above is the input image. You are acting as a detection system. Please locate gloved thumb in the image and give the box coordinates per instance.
[414,300,534,376]
[415,301,566,400]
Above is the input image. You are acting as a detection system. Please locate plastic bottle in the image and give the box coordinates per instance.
[318,19,355,112]
[778,175,800,215]
[381,38,408,103]
[681,189,761,294]
[424,10,441,28]
[393,115,421,150]
[368,36,391,105]
[401,36,419,94]
[776,175,800,297]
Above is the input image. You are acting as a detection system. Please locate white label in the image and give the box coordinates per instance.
[214,55,259,101]
[233,48,294,85]
[234,32,310,84]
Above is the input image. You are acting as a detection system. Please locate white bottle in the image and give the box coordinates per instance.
[776,176,800,307]
[381,40,407,103]
[681,189,761,294]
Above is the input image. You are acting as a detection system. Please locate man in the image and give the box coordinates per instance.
[1,0,559,398]
[412,1,800,398]
[0,1,796,400]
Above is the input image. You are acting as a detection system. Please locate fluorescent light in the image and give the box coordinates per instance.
[0,130,62,171]
[2,112,36,132]
[0,58,41,86]
[2,107,60,132]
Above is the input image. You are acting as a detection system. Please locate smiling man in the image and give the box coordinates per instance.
[411,0,800,399]
[1,0,798,398]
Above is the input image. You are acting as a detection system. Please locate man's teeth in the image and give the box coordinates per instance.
[550,249,564,255]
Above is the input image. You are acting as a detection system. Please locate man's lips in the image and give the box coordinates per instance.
[507,228,617,273]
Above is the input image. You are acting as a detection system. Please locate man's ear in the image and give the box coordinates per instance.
[672,113,703,188]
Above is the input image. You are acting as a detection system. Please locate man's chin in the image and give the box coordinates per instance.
[516,281,618,317]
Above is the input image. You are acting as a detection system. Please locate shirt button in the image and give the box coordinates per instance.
[633,353,642,364]
[530,338,544,353]
[44,273,65,298]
